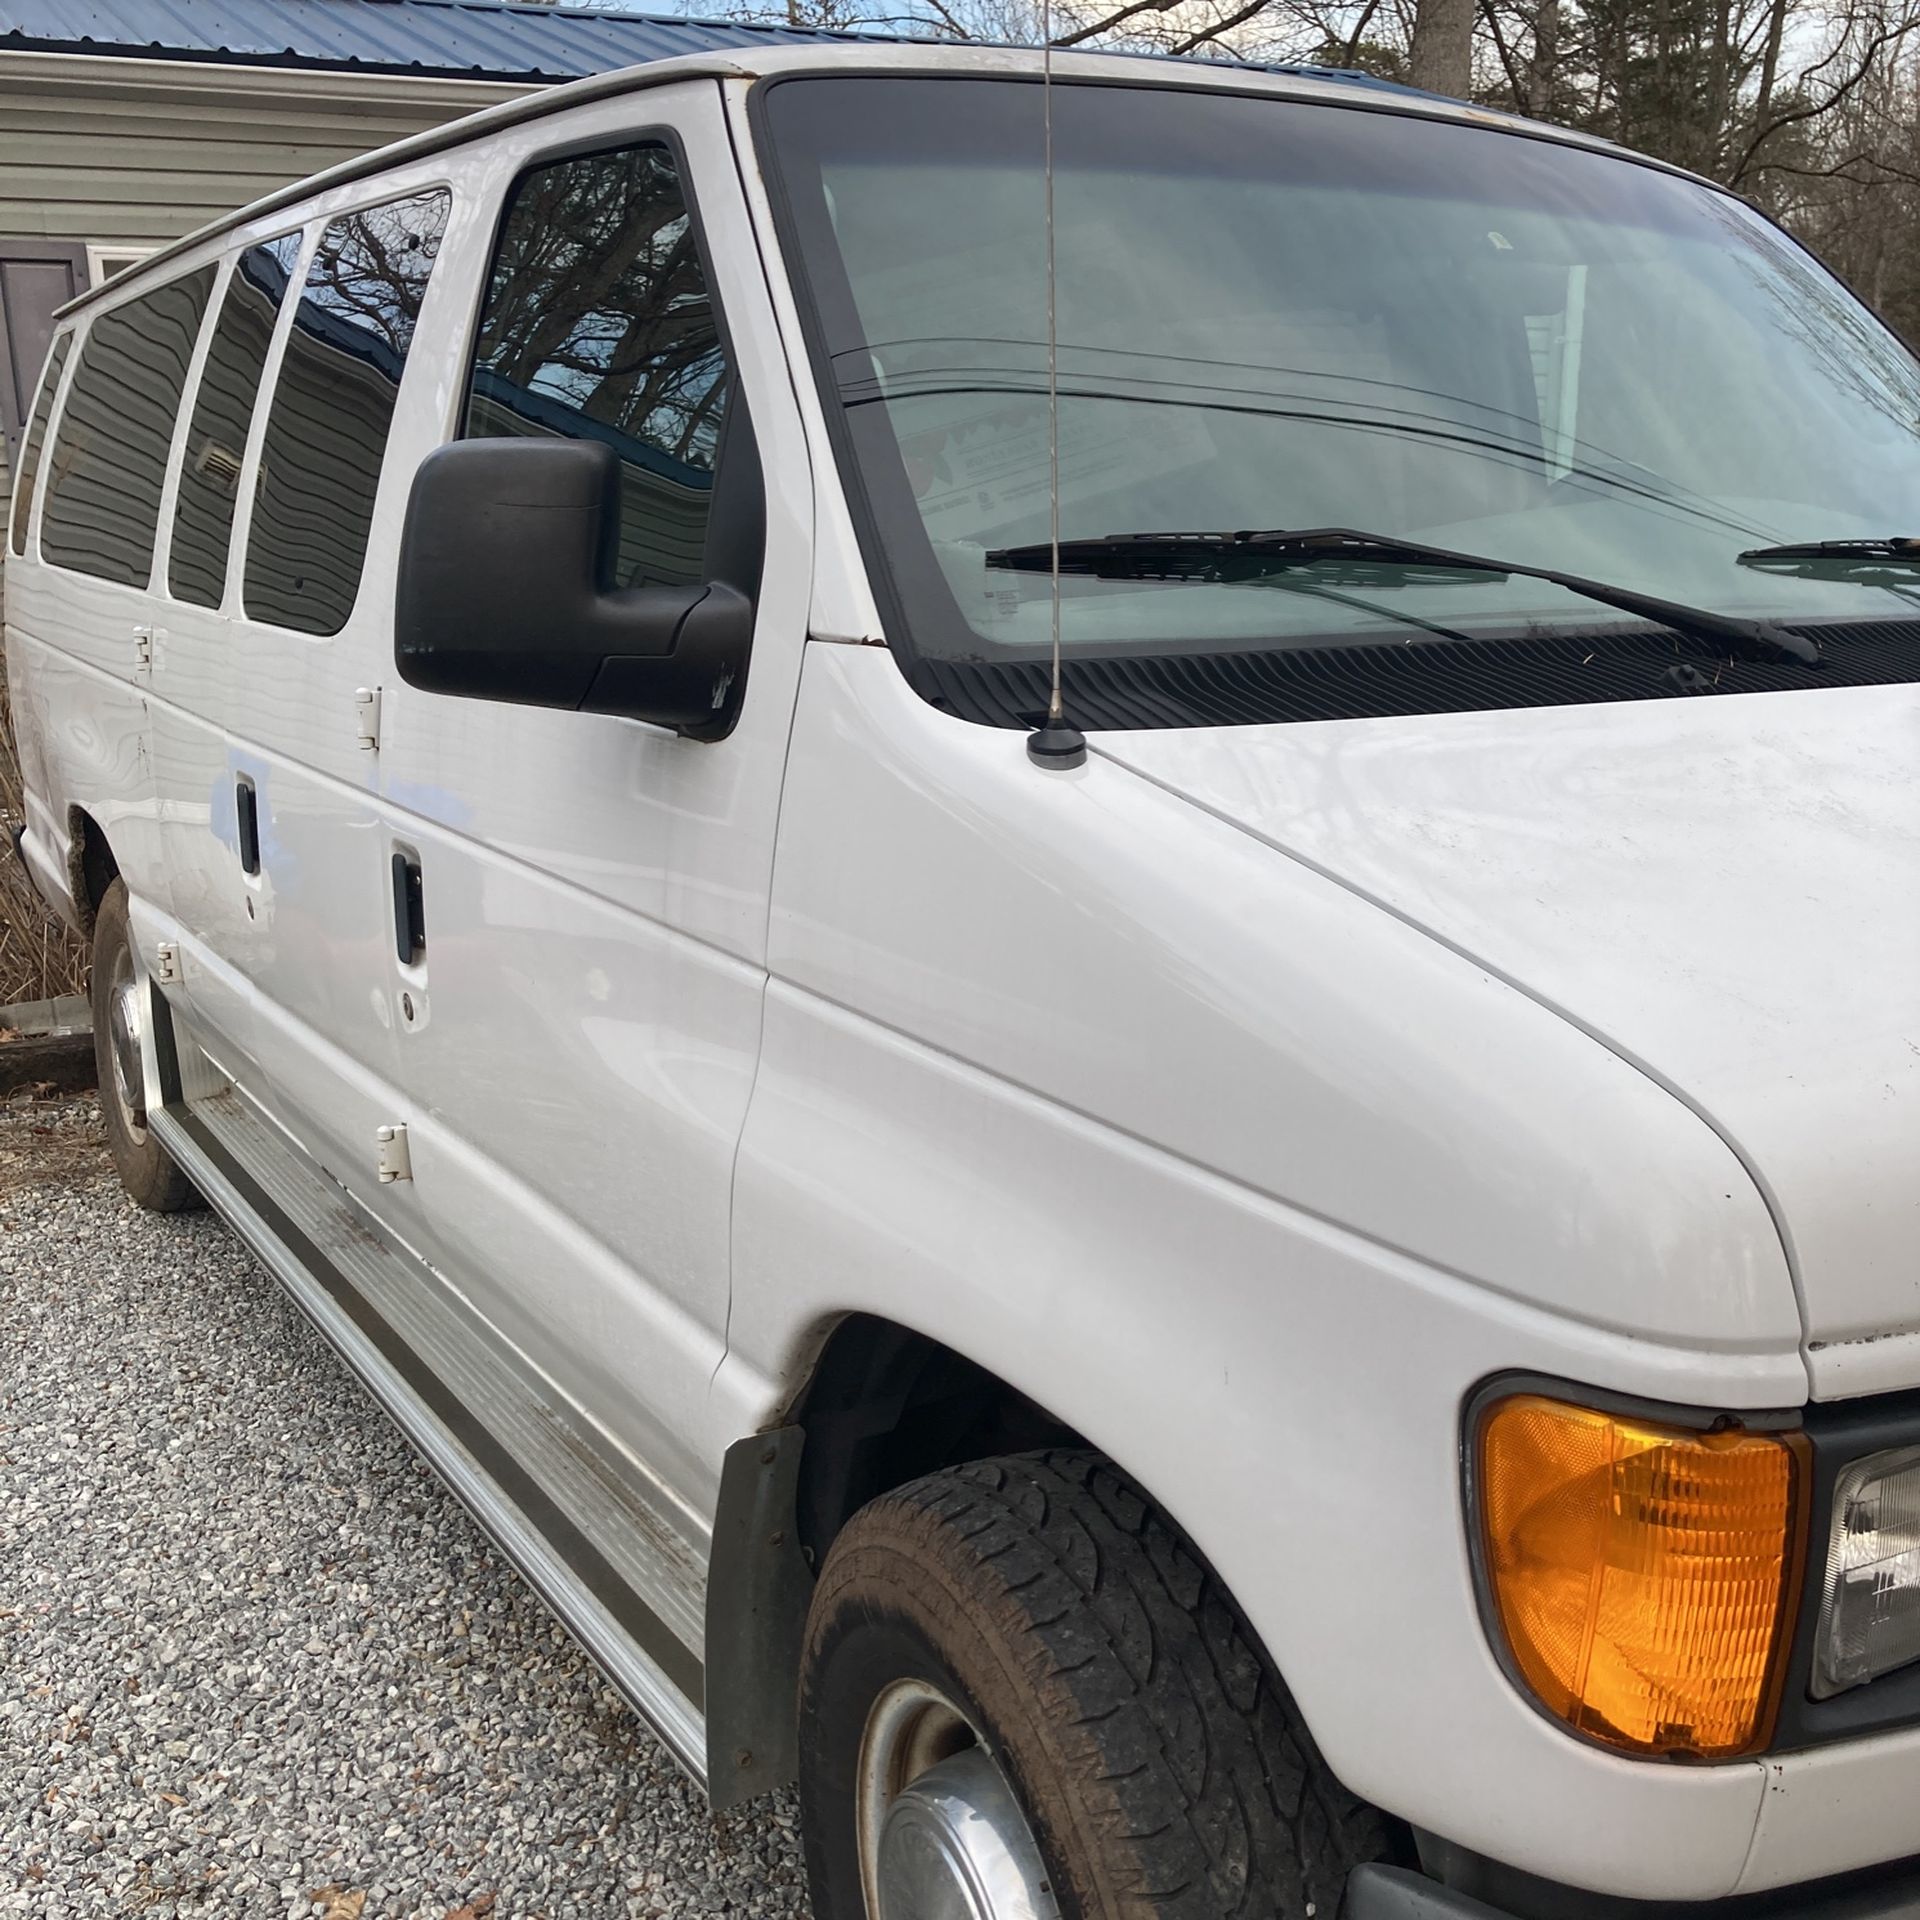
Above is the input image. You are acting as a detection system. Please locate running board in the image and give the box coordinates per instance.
[148,1069,710,1787]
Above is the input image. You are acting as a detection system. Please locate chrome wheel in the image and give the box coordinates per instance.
[105,941,147,1142]
[859,1680,1059,1920]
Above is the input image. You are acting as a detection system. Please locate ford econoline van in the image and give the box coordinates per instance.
[8,39,1920,1920]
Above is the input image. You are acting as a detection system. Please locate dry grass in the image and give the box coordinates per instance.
[0,643,90,1008]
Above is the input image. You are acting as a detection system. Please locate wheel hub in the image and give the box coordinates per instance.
[860,1681,1059,1920]
[106,963,147,1141]
[875,1748,1059,1920]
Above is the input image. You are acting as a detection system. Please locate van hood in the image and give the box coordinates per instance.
[1095,682,1920,1399]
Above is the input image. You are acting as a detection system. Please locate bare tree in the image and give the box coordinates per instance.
[655,0,1920,338]
[1410,0,1477,91]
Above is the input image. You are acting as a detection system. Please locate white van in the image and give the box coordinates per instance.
[7,37,1920,1920]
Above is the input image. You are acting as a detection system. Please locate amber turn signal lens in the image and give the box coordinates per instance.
[1477,1394,1804,1758]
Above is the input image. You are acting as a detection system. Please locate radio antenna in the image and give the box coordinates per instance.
[1026,0,1088,770]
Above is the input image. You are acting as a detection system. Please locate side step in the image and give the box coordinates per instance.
[149,1063,710,1786]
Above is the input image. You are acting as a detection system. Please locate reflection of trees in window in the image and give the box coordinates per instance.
[473,147,729,476]
[1702,191,1920,445]
[245,190,449,636]
[300,196,444,358]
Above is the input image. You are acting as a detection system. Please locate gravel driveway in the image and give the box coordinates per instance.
[0,1093,811,1920]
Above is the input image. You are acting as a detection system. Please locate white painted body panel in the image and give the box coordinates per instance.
[5,43,1919,1906]
[755,647,1804,1359]
[7,570,166,937]
[1095,686,1920,1400]
[731,643,1819,1899]
[7,621,151,925]
[353,79,814,1519]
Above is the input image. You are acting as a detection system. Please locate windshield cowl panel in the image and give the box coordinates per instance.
[758,73,1920,727]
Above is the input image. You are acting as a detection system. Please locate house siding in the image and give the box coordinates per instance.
[0,51,525,502]
[0,55,528,254]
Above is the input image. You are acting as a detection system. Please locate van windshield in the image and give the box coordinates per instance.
[760,75,1920,716]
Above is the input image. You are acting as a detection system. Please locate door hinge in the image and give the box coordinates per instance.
[152,941,180,984]
[374,1123,412,1183]
[352,686,381,752]
[132,624,156,671]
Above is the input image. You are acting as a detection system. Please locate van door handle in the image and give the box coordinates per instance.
[236,777,260,875]
[391,851,425,966]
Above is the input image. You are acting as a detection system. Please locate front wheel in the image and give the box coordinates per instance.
[797,1450,1396,1920]
[90,879,201,1212]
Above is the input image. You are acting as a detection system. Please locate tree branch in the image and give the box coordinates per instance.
[1730,16,1920,183]
[1170,0,1273,54]
[1339,0,1384,64]
[910,0,977,38]
[1049,0,1181,47]
[1750,145,1920,184]
[1478,0,1528,109]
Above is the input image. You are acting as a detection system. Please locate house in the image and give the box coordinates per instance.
[0,0,859,484]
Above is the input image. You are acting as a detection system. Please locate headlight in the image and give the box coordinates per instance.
[1475,1392,1806,1758]
[1813,1444,1920,1697]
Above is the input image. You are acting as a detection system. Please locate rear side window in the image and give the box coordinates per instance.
[7,330,71,557]
[41,268,215,587]
[465,145,728,590]
[169,235,300,609]
[245,190,450,636]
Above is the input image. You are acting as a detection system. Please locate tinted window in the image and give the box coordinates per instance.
[169,235,299,608]
[466,146,727,590]
[246,190,449,636]
[763,77,1920,728]
[8,330,70,556]
[41,268,215,586]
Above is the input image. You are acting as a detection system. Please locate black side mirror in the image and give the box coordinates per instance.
[394,437,752,741]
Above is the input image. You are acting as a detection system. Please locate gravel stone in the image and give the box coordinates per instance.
[0,1094,812,1919]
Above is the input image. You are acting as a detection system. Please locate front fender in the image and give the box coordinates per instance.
[717,643,1809,1898]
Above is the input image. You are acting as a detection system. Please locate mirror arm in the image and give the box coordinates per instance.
[584,582,754,740]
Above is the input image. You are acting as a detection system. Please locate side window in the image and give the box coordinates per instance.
[168,234,301,609]
[7,330,71,557]
[465,144,729,591]
[40,268,216,587]
[245,190,450,636]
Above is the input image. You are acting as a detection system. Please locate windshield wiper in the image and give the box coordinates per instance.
[1740,537,1920,564]
[986,526,1824,666]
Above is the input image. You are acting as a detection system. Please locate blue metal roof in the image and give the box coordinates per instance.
[0,0,890,82]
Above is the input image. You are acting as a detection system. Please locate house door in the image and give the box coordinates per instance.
[0,243,87,471]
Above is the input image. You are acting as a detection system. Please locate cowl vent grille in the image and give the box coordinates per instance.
[913,620,1920,730]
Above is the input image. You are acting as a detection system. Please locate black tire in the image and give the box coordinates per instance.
[797,1449,1399,1919]
[90,879,202,1212]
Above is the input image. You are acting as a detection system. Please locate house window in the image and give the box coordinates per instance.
[87,245,155,287]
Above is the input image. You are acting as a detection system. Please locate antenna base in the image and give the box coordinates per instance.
[1027,717,1087,770]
